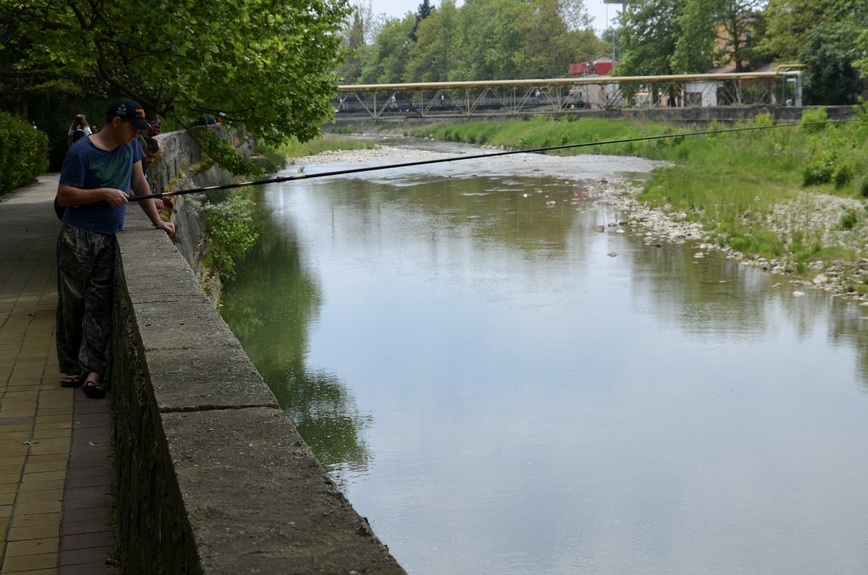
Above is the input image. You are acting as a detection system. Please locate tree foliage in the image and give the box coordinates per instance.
[1,0,350,145]
[405,0,460,82]
[799,21,866,105]
[337,3,374,84]
[672,0,764,73]
[615,0,681,76]
[346,0,865,105]
[410,0,434,41]
[353,0,604,83]
[759,0,867,103]
[856,29,868,79]
[360,14,416,83]
[512,0,576,78]
[758,0,835,62]
[0,1,90,112]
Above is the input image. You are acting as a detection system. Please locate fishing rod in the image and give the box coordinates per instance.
[129,120,838,202]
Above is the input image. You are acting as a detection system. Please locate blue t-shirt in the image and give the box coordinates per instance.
[59,136,144,234]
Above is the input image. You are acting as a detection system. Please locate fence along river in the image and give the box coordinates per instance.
[219,139,868,575]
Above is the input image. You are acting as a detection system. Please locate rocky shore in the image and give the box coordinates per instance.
[291,144,868,305]
[595,178,868,305]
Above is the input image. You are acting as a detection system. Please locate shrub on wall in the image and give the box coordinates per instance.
[184,189,260,285]
[0,111,49,194]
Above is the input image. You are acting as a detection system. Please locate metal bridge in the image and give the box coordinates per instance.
[334,70,804,120]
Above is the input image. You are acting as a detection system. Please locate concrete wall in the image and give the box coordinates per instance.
[148,127,245,267]
[111,129,406,574]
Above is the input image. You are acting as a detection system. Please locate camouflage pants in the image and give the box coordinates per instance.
[56,223,116,377]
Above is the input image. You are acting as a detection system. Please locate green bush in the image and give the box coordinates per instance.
[800,108,830,133]
[833,162,853,189]
[0,111,49,194]
[802,151,837,186]
[754,113,775,128]
[839,207,860,230]
[187,190,260,283]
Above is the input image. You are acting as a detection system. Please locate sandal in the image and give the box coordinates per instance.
[81,380,106,399]
[60,374,82,388]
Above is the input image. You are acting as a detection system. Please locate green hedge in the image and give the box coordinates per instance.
[0,111,49,194]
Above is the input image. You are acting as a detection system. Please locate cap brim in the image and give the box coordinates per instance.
[131,119,151,130]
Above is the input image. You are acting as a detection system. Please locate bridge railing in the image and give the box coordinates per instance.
[334,71,804,120]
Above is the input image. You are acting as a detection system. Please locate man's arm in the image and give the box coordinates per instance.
[57,184,128,207]
[131,161,175,236]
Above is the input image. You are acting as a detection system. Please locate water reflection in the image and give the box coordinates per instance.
[219,202,371,487]
[829,302,868,388]
[220,146,868,575]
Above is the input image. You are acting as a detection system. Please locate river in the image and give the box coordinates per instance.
[219,139,868,574]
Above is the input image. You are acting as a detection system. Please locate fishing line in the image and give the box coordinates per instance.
[130,119,840,202]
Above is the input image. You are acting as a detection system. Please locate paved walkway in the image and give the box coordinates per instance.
[0,175,115,574]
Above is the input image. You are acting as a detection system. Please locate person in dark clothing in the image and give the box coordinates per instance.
[67,114,92,149]
[137,135,175,211]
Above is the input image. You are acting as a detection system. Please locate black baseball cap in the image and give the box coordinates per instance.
[106,99,150,130]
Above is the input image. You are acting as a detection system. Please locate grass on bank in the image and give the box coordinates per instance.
[407,109,868,279]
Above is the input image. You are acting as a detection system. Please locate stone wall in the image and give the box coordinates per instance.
[148,128,245,266]
[111,130,406,574]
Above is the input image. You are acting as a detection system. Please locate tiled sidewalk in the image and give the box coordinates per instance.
[1,176,115,574]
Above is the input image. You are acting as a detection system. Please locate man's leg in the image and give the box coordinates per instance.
[56,225,88,381]
[79,232,116,399]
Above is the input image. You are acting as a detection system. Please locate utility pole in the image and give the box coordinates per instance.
[604,0,625,63]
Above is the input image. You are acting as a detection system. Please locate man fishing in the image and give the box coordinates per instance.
[56,98,175,398]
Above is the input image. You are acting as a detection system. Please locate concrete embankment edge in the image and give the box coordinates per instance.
[110,130,406,574]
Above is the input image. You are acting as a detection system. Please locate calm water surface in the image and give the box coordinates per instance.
[220,142,868,574]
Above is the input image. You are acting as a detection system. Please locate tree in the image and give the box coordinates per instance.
[451,0,525,80]
[800,21,865,104]
[715,0,764,72]
[410,0,434,43]
[359,14,417,83]
[856,29,868,79]
[568,28,613,67]
[418,0,434,19]
[759,0,830,62]
[0,1,91,114]
[672,0,764,73]
[512,0,575,78]
[1,0,350,145]
[349,0,608,83]
[405,0,459,82]
[760,0,867,104]
[671,0,719,73]
[615,0,682,76]
[409,0,434,42]
[338,2,377,84]
[559,0,593,30]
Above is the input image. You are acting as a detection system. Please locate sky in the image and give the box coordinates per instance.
[366,0,622,33]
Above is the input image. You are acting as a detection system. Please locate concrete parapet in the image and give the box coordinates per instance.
[110,132,406,574]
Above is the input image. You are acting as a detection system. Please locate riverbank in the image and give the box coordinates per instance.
[405,115,868,300]
[590,177,868,304]
[288,142,868,305]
